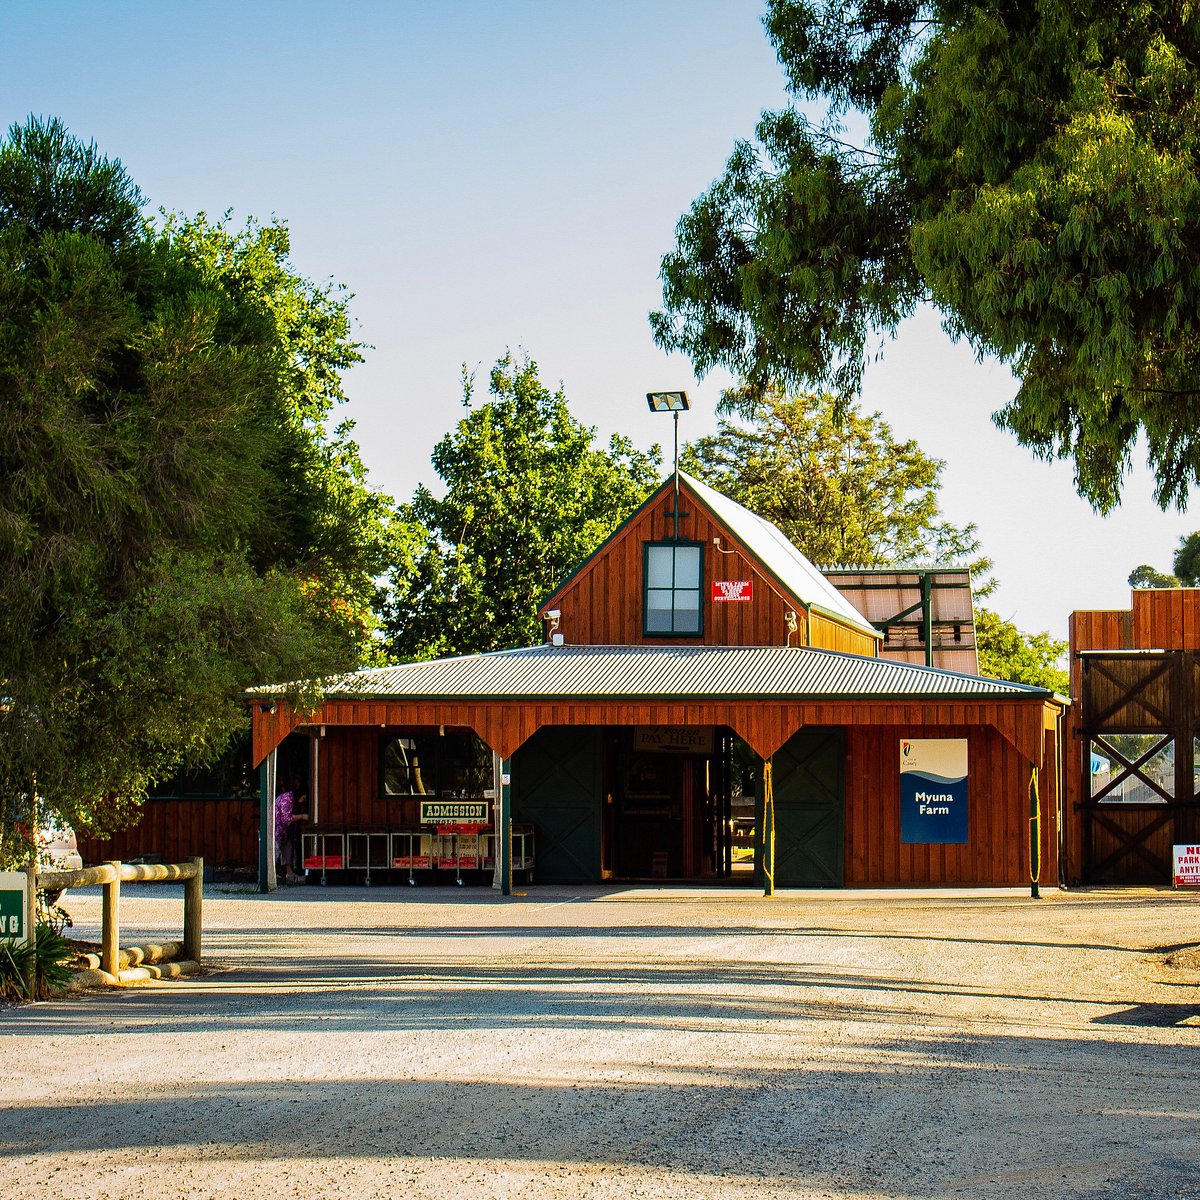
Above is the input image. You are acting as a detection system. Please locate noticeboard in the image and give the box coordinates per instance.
[0,871,29,942]
[900,739,969,844]
[1173,844,1200,888]
[420,800,490,825]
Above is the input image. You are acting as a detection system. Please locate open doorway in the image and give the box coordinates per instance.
[600,726,753,882]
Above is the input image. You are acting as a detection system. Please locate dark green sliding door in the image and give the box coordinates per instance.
[511,726,603,883]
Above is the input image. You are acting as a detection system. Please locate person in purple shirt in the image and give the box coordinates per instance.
[274,783,308,883]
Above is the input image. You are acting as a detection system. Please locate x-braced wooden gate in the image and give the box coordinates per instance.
[1079,650,1200,883]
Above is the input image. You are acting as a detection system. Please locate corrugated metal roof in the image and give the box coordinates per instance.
[252,644,1054,701]
[682,473,880,637]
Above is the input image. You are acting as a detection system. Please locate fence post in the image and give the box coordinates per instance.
[101,861,121,976]
[184,857,203,962]
[23,864,37,998]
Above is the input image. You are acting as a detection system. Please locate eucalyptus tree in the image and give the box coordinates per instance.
[653,2,1200,512]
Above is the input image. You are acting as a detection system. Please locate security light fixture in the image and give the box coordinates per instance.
[646,391,690,412]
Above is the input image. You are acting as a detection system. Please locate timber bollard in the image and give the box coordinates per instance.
[184,857,203,962]
[101,860,121,976]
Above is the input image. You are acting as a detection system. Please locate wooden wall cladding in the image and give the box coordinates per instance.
[77,797,259,872]
[546,483,875,653]
[260,695,1053,768]
[315,726,429,826]
[844,725,1059,887]
[809,612,878,656]
[1071,589,1200,658]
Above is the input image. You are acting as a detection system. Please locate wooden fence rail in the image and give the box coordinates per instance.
[37,857,204,985]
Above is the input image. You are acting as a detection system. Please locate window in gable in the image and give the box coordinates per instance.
[644,541,703,635]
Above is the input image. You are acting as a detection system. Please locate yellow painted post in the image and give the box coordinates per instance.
[762,759,775,897]
[1029,768,1041,900]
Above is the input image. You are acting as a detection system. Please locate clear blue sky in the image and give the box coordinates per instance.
[3,1,1189,639]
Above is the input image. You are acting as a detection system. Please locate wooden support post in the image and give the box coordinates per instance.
[101,860,121,976]
[1029,768,1041,900]
[184,858,203,962]
[922,571,934,668]
[258,748,278,894]
[500,756,512,897]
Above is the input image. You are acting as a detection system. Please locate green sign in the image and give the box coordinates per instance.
[420,800,490,825]
[0,872,28,941]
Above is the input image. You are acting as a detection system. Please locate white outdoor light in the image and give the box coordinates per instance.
[646,391,691,538]
[646,390,690,413]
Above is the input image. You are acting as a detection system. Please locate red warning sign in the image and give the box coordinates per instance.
[712,580,752,602]
[1174,844,1200,887]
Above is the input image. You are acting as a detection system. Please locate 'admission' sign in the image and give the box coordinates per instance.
[420,800,489,825]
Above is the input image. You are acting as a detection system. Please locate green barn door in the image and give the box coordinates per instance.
[511,726,603,883]
[758,727,844,887]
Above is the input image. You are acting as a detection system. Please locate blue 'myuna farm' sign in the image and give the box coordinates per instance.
[900,739,968,844]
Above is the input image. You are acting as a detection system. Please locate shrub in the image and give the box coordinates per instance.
[0,924,74,1001]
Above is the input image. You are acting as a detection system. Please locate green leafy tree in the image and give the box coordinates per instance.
[1128,563,1179,589]
[652,3,1200,512]
[387,355,661,659]
[0,117,391,866]
[1172,532,1200,586]
[975,609,1068,695]
[681,386,990,582]
[1126,530,1200,588]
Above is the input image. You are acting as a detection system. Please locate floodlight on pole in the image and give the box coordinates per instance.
[646,391,690,540]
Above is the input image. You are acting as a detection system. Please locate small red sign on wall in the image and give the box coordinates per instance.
[712,580,752,602]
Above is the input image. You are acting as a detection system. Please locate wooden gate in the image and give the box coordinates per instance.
[1079,651,1200,883]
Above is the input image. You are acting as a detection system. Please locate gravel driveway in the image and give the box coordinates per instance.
[1,884,1198,1199]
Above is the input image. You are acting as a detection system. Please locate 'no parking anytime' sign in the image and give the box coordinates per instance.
[1174,845,1200,888]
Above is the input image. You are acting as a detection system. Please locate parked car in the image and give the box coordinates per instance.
[37,819,82,904]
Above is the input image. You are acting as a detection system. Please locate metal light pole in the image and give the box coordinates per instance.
[646,391,690,540]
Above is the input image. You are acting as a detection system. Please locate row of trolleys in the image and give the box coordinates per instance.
[301,823,536,886]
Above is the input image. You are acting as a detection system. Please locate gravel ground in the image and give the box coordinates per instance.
[1,883,1198,1200]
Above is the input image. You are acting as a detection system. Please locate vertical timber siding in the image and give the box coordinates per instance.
[844,724,1058,886]
[545,482,875,653]
[78,797,259,873]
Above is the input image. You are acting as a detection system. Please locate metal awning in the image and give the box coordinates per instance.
[251,643,1055,702]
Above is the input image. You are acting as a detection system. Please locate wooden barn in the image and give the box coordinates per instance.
[1064,587,1200,884]
[244,472,1065,892]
